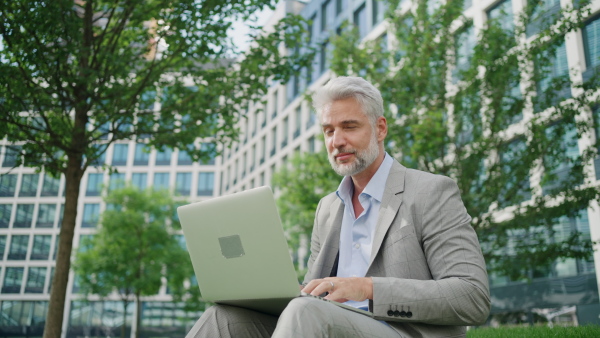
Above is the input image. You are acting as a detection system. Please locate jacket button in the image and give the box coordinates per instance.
[406,311,413,318]
[399,310,406,317]
[387,310,394,317]
[394,310,400,317]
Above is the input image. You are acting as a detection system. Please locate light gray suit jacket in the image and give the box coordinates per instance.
[304,160,491,337]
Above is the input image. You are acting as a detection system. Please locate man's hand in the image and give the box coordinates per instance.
[301,277,373,303]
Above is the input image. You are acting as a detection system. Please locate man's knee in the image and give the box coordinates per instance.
[278,297,333,327]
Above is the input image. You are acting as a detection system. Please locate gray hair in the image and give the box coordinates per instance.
[312,76,384,126]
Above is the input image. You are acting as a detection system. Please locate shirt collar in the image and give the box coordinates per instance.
[336,152,393,204]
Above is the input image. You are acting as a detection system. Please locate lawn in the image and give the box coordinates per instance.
[467,325,600,337]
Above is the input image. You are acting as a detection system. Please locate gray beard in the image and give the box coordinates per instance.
[328,135,380,177]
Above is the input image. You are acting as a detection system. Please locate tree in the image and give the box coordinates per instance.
[0,1,310,336]
[73,185,195,338]
[272,150,339,277]
[327,0,599,283]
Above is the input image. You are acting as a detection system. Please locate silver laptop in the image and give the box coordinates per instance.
[177,186,372,317]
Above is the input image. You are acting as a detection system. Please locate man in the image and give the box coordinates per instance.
[188,76,490,337]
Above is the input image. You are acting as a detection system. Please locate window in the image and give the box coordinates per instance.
[132,173,148,190]
[40,173,60,196]
[82,203,100,228]
[109,173,125,191]
[112,144,129,166]
[354,4,367,39]
[0,174,17,197]
[272,90,279,119]
[282,117,289,148]
[2,146,20,168]
[58,204,64,228]
[0,204,11,228]
[453,25,476,82]
[260,136,266,164]
[335,0,345,16]
[18,174,39,197]
[2,267,24,293]
[155,148,172,166]
[175,173,192,196]
[320,41,330,74]
[372,0,386,25]
[307,109,317,129]
[270,127,278,157]
[308,136,316,153]
[542,124,580,195]
[199,143,216,165]
[14,204,34,228]
[30,235,51,260]
[154,173,170,190]
[86,173,103,196]
[536,42,571,110]
[0,235,6,259]
[583,15,600,82]
[134,144,150,166]
[8,235,29,260]
[594,107,600,180]
[197,172,214,196]
[321,0,331,32]
[36,204,56,228]
[487,0,514,33]
[527,0,561,37]
[499,139,531,207]
[294,107,302,139]
[25,267,46,293]
[178,149,193,165]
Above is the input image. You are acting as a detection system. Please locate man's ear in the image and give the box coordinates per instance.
[377,116,388,142]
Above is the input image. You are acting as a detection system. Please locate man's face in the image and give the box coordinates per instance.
[321,97,384,177]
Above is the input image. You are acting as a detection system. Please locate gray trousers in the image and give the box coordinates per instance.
[186,297,401,337]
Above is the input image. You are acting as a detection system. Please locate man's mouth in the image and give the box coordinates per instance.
[334,151,355,162]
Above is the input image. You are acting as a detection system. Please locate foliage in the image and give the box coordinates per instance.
[272,150,339,273]
[0,0,311,335]
[467,325,600,338]
[327,0,599,283]
[73,185,198,338]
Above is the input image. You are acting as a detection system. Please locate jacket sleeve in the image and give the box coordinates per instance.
[371,174,491,326]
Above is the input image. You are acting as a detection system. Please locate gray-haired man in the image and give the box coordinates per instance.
[187,76,490,337]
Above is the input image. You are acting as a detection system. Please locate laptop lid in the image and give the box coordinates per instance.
[177,186,300,306]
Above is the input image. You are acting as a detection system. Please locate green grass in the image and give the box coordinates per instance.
[467,325,600,337]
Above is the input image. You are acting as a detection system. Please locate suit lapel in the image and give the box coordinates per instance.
[368,161,406,268]
[321,197,344,277]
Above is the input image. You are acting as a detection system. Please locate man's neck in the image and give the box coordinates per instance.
[351,152,385,198]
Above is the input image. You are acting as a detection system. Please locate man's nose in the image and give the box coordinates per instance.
[331,130,346,148]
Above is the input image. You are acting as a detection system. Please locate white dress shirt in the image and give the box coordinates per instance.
[335,153,393,309]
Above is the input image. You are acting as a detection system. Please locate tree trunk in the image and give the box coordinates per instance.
[135,292,141,338]
[43,155,84,338]
[121,300,129,338]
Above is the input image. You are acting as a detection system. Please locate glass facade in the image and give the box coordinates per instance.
[2,267,24,293]
[40,173,60,196]
[175,172,192,196]
[86,173,104,197]
[155,148,172,166]
[36,204,56,228]
[25,267,47,293]
[197,173,214,196]
[0,204,11,228]
[134,143,150,165]
[14,204,34,228]
[0,174,17,197]
[132,173,148,190]
[154,173,170,190]
[30,235,51,260]
[112,144,129,166]
[19,174,39,197]
[82,204,100,228]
